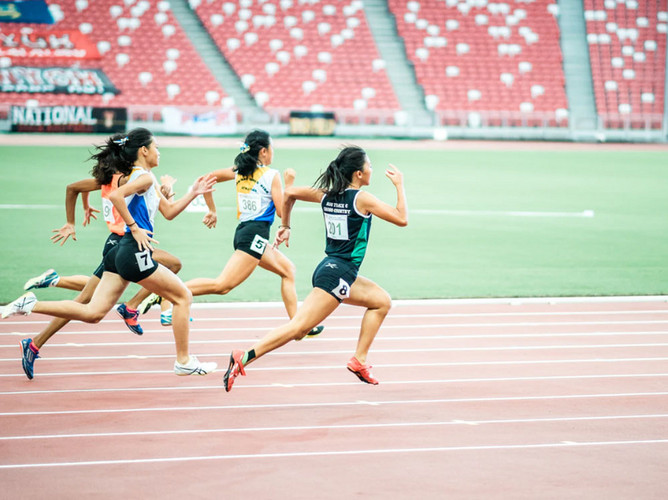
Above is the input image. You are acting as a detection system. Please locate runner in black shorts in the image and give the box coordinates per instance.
[222,146,408,391]
[4,128,218,377]
[179,130,323,336]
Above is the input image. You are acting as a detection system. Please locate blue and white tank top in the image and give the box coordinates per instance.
[235,166,278,223]
[124,167,161,233]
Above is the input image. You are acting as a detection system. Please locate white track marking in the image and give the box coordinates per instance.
[1,390,667,414]
[2,414,667,441]
[1,439,667,470]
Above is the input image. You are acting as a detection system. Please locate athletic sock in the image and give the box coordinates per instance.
[49,276,60,287]
[241,349,256,365]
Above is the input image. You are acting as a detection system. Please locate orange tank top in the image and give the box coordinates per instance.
[100,173,125,236]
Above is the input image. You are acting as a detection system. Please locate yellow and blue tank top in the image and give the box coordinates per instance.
[235,166,278,223]
[322,189,372,268]
[124,167,161,233]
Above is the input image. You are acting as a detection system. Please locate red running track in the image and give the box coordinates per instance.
[0,298,667,499]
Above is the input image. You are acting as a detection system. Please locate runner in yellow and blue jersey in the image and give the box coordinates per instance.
[222,146,408,391]
[177,130,323,337]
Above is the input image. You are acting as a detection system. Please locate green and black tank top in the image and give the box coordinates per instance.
[321,189,372,268]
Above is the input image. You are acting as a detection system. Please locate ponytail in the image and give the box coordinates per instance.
[234,129,271,177]
[88,127,154,183]
[314,146,367,195]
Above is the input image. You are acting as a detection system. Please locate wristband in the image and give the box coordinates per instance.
[128,221,137,227]
[279,225,290,229]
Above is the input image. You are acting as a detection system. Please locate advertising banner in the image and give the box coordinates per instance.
[0,1,54,24]
[0,66,118,94]
[162,106,237,136]
[0,29,100,59]
[11,106,127,133]
[288,110,336,136]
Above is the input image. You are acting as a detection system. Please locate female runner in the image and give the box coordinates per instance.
[222,146,408,391]
[3,128,217,376]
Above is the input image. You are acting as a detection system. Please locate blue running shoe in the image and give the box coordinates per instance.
[24,269,59,290]
[160,309,192,326]
[20,338,39,380]
[116,303,144,335]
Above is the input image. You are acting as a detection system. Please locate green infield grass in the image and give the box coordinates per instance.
[1,142,666,304]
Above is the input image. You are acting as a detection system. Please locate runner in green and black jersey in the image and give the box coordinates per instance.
[223,146,408,391]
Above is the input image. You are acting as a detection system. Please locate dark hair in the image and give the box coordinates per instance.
[314,146,367,195]
[234,129,271,177]
[89,127,154,184]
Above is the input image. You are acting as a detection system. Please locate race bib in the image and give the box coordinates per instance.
[324,213,348,240]
[238,192,261,215]
[251,234,268,255]
[134,249,153,272]
[332,278,351,300]
[102,198,115,223]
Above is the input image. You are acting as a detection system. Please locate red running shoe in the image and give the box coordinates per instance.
[347,356,379,385]
[223,350,246,392]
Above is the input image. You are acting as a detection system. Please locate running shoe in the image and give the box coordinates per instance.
[160,309,172,326]
[223,349,246,392]
[139,293,162,314]
[2,292,37,319]
[174,355,217,376]
[116,303,144,335]
[346,356,379,385]
[160,309,192,326]
[20,338,39,380]
[296,325,325,341]
[23,269,59,290]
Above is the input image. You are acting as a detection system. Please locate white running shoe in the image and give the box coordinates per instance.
[139,293,162,314]
[2,292,37,319]
[174,355,217,376]
[23,269,59,290]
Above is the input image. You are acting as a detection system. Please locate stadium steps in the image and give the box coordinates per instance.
[363,0,435,126]
[557,0,598,131]
[170,0,269,124]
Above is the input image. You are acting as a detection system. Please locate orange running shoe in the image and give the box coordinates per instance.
[347,356,379,385]
[223,350,246,392]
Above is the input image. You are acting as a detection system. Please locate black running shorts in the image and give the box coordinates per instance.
[93,233,123,279]
[233,220,271,259]
[103,233,159,282]
[311,256,359,303]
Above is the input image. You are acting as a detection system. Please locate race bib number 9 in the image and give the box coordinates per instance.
[324,213,348,240]
[134,249,153,272]
[238,192,261,215]
[102,198,115,223]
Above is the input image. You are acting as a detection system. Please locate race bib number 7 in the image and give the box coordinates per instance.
[134,249,153,272]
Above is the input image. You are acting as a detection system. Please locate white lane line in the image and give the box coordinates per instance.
[0,204,59,210]
[0,204,595,218]
[2,354,667,365]
[2,370,668,383]
[3,309,667,327]
[2,414,667,441]
[1,391,665,416]
[3,341,668,353]
[2,439,668,470]
[3,319,668,331]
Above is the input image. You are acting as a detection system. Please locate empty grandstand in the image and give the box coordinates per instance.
[0,0,665,141]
